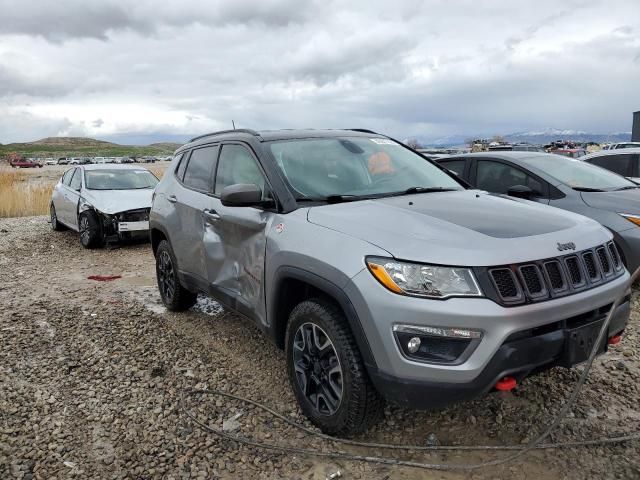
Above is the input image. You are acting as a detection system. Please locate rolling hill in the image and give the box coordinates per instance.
[0,136,181,158]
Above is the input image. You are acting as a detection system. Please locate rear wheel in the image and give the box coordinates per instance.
[156,240,197,311]
[285,298,384,436]
[78,211,103,249]
[50,204,65,231]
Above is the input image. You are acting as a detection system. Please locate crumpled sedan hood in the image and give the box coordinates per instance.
[81,188,153,214]
[307,190,610,266]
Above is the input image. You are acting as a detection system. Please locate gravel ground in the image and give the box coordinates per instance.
[1,216,639,479]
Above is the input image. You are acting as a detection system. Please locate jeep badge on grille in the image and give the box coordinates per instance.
[557,242,576,251]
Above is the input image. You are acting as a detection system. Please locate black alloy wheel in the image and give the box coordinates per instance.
[292,322,344,416]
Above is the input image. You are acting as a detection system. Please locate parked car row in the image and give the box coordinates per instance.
[8,155,172,167]
[50,129,634,435]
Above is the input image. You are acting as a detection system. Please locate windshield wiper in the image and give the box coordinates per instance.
[572,187,605,192]
[401,186,458,195]
[615,185,640,191]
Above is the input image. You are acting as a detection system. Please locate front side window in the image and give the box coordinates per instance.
[476,160,543,195]
[439,159,466,178]
[215,144,267,196]
[268,137,462,199]
[62,168,74,186]
[182,146,218,192]
[588,154,632,177]
[85,169,159,190]
[69,169,82,190]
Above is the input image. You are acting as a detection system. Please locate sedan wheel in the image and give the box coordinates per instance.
[50,204,65,231]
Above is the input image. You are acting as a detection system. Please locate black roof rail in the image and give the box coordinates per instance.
[346,128,380,135]
[189,128,261,143]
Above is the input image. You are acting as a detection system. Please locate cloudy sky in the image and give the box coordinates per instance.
[0,0,638,144]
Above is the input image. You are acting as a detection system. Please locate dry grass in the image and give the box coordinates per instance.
[0,168,54,218]
[147,165,166,179]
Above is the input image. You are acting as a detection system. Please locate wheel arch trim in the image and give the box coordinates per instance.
[268,265,378,370]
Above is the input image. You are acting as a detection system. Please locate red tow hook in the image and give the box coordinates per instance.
[608,334,623,345]
[495,376,517,391]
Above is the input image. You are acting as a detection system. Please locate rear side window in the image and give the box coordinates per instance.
[182,146,218,192]
[588,154,632,177]
[439,159,466,178]
[62,169,74,186]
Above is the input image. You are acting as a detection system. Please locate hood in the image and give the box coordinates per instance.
[307,190,610,266]
[580,189,640,214]
[81,188,153,214]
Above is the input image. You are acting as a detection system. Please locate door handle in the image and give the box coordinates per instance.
[203,209,220,221]
[167,195,177,203]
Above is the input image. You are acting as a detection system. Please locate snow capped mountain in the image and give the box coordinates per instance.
[409,129,632,147]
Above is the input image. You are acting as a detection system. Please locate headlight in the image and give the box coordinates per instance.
[366,257,482,299]
[619,213,640,227]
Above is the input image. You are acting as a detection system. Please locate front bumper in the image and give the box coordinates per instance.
[368,298,629,409]
[346,268,630,409]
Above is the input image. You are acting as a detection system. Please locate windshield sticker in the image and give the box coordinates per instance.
[370,138,397,145]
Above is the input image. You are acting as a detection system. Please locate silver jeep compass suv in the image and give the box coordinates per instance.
[150,129,630,434]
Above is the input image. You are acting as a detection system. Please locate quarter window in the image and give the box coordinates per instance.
[182,146,218,192]
[215,145,268,197]
[476,160,543,195]
[173,153,186,180]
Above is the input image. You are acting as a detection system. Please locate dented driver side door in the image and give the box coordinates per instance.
[204,143,274,327]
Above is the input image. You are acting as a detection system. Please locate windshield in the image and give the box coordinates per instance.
[268,137,463,199]
[85,169,159,190]
[521,155,636,190]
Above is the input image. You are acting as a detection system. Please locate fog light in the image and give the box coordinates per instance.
[407,337,421,353]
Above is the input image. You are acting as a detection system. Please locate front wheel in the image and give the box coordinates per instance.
[285,299,384,436]
[78,211,103,249]
[155,240,197,311]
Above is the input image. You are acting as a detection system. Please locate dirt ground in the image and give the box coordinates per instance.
[1,216,639,479]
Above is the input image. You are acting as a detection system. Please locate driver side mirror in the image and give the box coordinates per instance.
[220,183,263,207]
[507,184,535,199]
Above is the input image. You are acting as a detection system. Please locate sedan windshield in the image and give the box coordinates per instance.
[268,137,463,199]
[85,169,159,190]
[520,155,637,191]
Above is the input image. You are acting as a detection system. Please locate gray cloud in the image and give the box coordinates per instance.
[0,0,638,143]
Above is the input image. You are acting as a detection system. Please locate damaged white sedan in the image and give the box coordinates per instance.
[50,164,159,248]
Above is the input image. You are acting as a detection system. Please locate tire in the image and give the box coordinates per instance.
[155,240,198,311]
[78,211,103,249]
[285,298,384,436]
[50,204,66,231]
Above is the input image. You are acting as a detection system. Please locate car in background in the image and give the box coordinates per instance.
[44,158,57,166]
[603,142,640,150]
[57,157,70,165]
[512,144,544,152]
[552,148,587,158]
[435,152,640,272]
[50,164,159,248]
[581,148,640,184]
[9,158,42,168]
